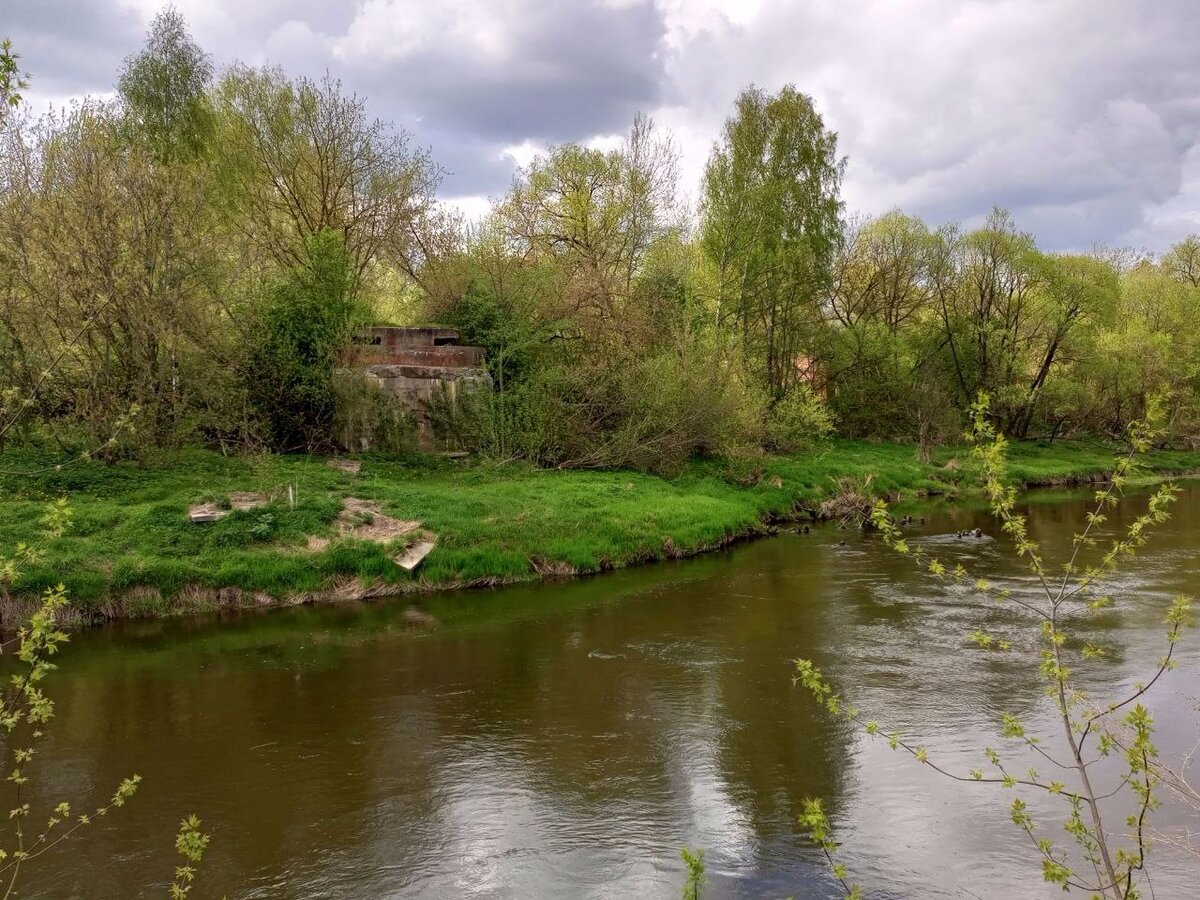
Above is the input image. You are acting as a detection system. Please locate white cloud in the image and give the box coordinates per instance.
[501,140,545,170]
[440,194,492,224]
[657,0,1200,249]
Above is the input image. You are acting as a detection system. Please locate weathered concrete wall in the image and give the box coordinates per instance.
[359,345,486,369]
[345,327,491,450]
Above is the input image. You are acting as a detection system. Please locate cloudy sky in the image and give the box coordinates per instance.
[8,0,1200,250]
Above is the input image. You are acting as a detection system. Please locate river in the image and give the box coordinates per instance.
[13,482,1200,898]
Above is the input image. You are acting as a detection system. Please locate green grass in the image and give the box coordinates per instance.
[1,439,1197,622]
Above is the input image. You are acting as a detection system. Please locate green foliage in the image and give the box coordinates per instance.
[798,395,1194,899]
[798,799,862,899]
[434,260,559,394]
[427,375,561,465]
[170,815,211,898]
[245,230,363,451]
[213,64,439,277]
[679,847,705,900]
[701,84,844,402]
[0,37,29,121]
[764,384,834,452]
[431,345,762,474]
[332,372,417,455]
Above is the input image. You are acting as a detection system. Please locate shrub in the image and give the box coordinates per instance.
[428,345,758,474]
[244,230,364,452]
[764,383,834,452]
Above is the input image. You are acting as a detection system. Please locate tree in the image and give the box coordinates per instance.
[420,115,750,472]
[215,66,440,283]
[934,209,1043,414]
[1009,253,1117,438]
[0,99,232,457]
[701,85,844,402]
[496,113,681,348]
[1084,260,1200,439]
[824,212,952,444]
[1163,235,1200,288]
[117,7,214,162]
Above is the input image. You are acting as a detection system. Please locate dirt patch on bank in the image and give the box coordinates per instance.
[305,497,424,552]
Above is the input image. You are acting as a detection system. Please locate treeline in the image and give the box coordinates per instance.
[0,11,441,458]
[2,11,1199,472]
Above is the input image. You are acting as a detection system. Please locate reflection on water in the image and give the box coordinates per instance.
[16,483,1200,898]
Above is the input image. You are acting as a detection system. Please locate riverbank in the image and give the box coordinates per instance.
[1,440,1197,624]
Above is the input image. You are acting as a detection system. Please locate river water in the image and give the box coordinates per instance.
[14,483,1200,898]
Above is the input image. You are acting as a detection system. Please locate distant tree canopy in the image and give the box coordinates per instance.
[118,7,214,162]
[1,16,1199,467]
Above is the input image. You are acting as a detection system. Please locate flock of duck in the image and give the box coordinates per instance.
[897,515,984,538]
[824,514,986,547]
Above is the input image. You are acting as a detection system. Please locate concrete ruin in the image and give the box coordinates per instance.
[345,326,491,450]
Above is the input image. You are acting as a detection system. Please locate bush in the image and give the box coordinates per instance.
[427,370,565,464]
[244,230,364,452]
[428,344,758,474]
[764,383,834,452]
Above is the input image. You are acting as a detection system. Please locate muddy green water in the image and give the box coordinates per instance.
[13,484,1200,898]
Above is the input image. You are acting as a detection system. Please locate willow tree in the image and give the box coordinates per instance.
[700,85,844,402]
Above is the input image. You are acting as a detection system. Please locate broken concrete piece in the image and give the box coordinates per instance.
[188,503,227,523]
[394,539,436,571]
[303,497,424,550]
[188,491,270,523]
[336,497,421,542]
[326,458,362,475]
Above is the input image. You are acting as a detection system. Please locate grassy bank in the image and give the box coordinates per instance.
[1,439,1197,624]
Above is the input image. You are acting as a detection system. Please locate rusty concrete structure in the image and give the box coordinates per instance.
[349,326,491,449]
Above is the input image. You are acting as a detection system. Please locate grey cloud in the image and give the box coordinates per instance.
[662,0,1200,249]
[6,0,143,96]
[8,0,1200,249]
[336,2,669,194]
[214,0,667,196]
[421,130,520,198]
